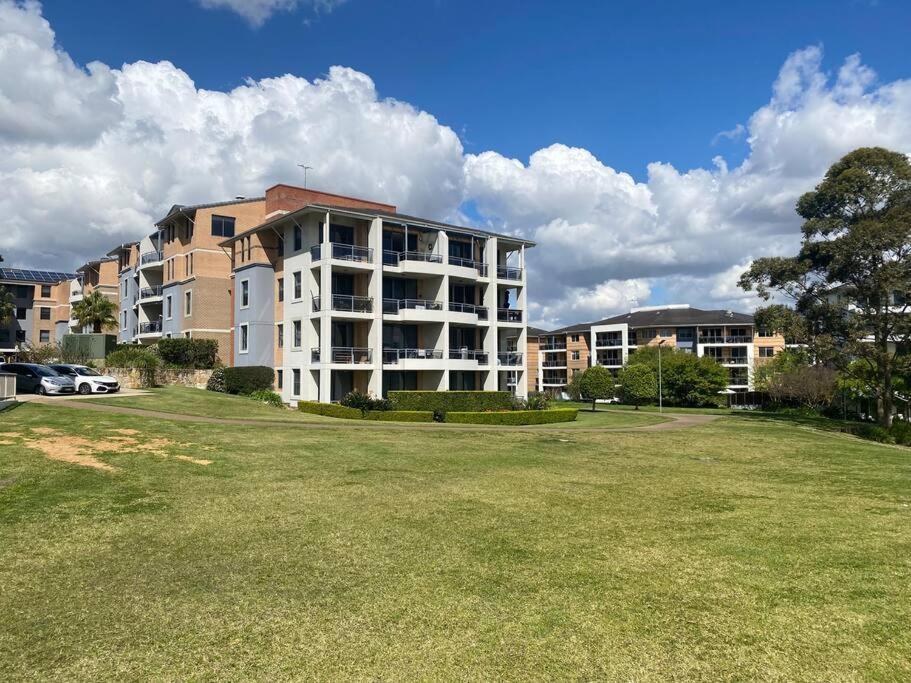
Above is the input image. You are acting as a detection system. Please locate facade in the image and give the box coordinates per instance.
[0,267,76,358]
[68,257,120,333]
[222,185,534,403]
[529,304,787,394]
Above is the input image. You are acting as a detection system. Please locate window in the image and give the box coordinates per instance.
[292,320,302,348]
[659,328,673,338]
[184,290,192,317]
[570,334,579,343]
[15,307,26,320]
[293,225,302,252]
[166,295,173,319]
[39,307,50,320]
[240,280,249,308]
[185,252,193,275]
[122,281,127,298]
[239,324,249,353]
[571,350,580,361]
[759,346,775,358]
[39,330,50,343]
[40,285,51,297]
[757,328,773,338]
[277,369,283,390]
[277,278,284,302]
[212,215,236,237]
[293,271,302,299]
[121,311,127,330]
[277,323,284,348]
[292,369,301,396]
[15,285,29,298]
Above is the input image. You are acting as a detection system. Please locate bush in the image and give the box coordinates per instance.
[297,401,363,419]
[363,410,434,422]
[105,346,160,388]
[445,409,578,425]
[156,338,219,369]
[627,346,727,407]
[579,366,615,411]
[223,366,274,395]
[525,392,550,411]
[889,420,911,446]
[389,391,513,415]
[249,389,284,408]
[846,423,895,444]
[206,367,226,393]
[617,364,656,409]
[340,390,391,415]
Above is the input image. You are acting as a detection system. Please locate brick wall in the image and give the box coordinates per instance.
[264,184,396,215]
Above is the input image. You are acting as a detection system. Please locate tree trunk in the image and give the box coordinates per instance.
[93,322,101,333]
[880,363,894,429]
[591,399,596,412]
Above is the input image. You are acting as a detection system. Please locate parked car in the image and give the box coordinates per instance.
[49,364,120,395]
[0,363,76,395]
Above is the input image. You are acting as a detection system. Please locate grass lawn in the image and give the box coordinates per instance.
[559,399,737,416]
[1,398,910,679]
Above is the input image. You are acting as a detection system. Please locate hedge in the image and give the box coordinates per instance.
[445,408,578,425]
[298,401,363,419]
[362,410,434,422]
[157,338,219,368]
[389,390,513,414]
[223,366,274,395]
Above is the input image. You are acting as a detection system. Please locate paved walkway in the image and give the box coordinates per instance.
[22,398,721,433]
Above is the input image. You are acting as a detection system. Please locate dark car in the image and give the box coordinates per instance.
[0,363,77,395]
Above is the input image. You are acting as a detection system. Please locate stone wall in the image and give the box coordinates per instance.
[103,367,214,390]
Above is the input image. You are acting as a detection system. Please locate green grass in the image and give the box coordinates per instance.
[1,398,910,680]
[559,399,736,415]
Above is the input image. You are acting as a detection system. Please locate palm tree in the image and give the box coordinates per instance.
[72,289,118,333]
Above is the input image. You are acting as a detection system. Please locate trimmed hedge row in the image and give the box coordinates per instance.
[298,402,362,419]
[223,366,273,395]
[363,410,434,422]
[389,390,513,414]
[157,338,219,368]
[445,409,578,425]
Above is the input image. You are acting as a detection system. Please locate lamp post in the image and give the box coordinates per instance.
[658,339,666,413]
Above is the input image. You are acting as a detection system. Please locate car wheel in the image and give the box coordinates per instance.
[34,385,46,396]
[78,383,92,395]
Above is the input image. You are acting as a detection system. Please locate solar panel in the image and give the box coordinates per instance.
[0,268,78,283]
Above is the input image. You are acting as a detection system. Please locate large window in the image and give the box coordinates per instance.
[292,320,302,348]
[384,277,418,301]
[383,324,417,349]
[39,307,50,320]
[211,215,235,237]
[448,239,473,260]
[240,280,249,308]
[292,369,301,396]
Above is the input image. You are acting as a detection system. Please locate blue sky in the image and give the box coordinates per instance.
[3,0,910,326]
[42,0,910,180]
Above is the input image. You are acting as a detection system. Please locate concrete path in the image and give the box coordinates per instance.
[21,398,721,433]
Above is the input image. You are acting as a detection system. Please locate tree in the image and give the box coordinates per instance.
[740,147,911,428]
[626,346,728,407]
[0,254,13,324]
[753,304,810,345]
[71,289,118,333]
[618,364,657,410]
[578,366,615,412]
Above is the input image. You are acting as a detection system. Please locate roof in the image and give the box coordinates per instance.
[548,306,755,335]
[105,241,139,257]
[220,202,536,248]
[526,326,550,337]
[155,196,265,227]
[0,267,77,284]
[77,256,117,273]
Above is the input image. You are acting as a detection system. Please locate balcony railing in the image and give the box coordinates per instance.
[382,348,444,364]
[311,348,320,363]
[382,298,444,314]
[138,321,162,334]
[542,359,567,367]
[497,352,523,366]
[447,255,488,276]
[700,335,753,344]
[140,251,163,265]
[448,349,489,364]
[496,265,523,280]
[595,335,623,347]
[138,286,163,300]
[448,302,488,319]
[330,347,372,364]
[312,294,373,313]
[310,243,373,263]
[383,250,443,267]
[497,308,523,323]
[539,342,566,351]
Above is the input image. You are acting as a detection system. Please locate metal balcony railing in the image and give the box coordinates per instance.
[448,302,488,319]
[330,347,372,364]
[447,349,489,364]
[497,352,523,366]
[138,286,163,300]
[140,251,163,265]
[595,335,623,347]
[700,335,753,344]
[312,294,373,313]
[383,250,443,267]
[382,348,444,364]
[539,342,566,351]
[497,308,523,323]
[311,348,320,363]
[542,359,567,367]
[382,298,443,314]
[496,265,523,280]
[138,321,162,334]
[310,243,373,263]
[447,255,488,276]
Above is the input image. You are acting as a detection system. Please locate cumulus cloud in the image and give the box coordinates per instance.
[196,0,346,27]
[2,1,911,329]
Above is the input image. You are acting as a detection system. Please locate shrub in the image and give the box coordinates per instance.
[297,401,362,419]
[156,338,219,369]
[223,366,274,395]
[627,346,728,407]
[846,423,895,444]
[579,366,615,411]
[249,389,284,408]
[525,392,551,411]
[888,420,911,446]
[206,367,226,393]
[363,410,434,422]
[105,346,160,387]
[618,364,657,410]
[340,390,391,415]
[389,391,513,415]
[445,409,578,425]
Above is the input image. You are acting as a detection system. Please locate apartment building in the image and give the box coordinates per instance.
[0,267,76,358]
[529,305,786,394]
[222,184,533,403]
[67,256,120,333]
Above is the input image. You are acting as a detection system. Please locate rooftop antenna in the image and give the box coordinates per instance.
[297,164,314,188]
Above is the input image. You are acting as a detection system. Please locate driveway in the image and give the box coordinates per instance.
[15,388,153,403]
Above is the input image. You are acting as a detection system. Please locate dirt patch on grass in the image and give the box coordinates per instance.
[176,455,213,466]
[110,428,140,435]
[22,433,117,472]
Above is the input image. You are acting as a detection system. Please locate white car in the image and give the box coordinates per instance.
[49,364,120,395]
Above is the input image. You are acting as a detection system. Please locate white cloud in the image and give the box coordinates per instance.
[196,0,346,27]
[2,2,911,329]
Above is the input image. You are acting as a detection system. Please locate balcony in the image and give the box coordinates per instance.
[542,359,567,368]
[447,349,489,364]
[539,342,566,351]
[315,347,372,364]
[497,351,523,366]
[383,348,444,364]
[138,321,162,335]
[700,335,753,344]
[448,301,489,322]
[595,334,623,348]
[497,308,523,323]
[447,255,488,277]
[496,265,523,281]
[137,286,163,302]
[310,243,373,264]
[312,294,373,314]
[139,251,163,267]
[383,298,443,314]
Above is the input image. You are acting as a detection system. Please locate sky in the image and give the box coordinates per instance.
[1,0,910,328]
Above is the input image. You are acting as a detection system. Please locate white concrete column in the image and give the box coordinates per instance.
[368,217,383,397]
[438,230,450,391]
[483,236,498,390]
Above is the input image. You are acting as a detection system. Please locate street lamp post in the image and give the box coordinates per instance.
[658,339,666,413]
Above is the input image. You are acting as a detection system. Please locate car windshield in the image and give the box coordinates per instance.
[75,367,101,376]
[33,366,61,377]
